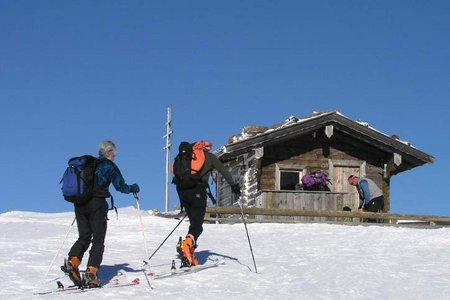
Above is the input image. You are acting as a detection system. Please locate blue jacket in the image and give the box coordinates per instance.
[358,177,383,205]
[95,156,134,197]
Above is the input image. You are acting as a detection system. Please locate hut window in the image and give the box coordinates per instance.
[279,170,303,190]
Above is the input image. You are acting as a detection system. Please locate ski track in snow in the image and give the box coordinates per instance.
[0,206,449,299]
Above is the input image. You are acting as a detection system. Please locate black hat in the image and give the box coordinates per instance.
[179,141,192,152]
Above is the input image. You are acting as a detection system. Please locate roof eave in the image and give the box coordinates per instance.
[219,112,434,168]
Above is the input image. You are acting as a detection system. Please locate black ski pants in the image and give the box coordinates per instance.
[363,196,384,223]
[177,185,207,242]
[68,198,109,268]
[363,196,384,212]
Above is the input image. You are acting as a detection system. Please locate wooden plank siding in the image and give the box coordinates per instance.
[255,190,344,222]
[257,130,390,211]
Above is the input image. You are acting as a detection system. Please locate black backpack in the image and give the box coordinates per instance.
[60,155,98,204]
[172,142,203,190]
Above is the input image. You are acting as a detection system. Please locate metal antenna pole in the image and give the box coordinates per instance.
[164,107,173,213]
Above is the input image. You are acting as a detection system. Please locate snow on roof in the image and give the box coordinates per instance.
[225,110,414,148]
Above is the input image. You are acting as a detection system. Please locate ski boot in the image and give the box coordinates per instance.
[84,266,102,288]
[177,234,198,267]
[61,257,83,288]
[176,236,187,267]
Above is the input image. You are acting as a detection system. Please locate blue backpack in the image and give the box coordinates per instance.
[60,155,98,204]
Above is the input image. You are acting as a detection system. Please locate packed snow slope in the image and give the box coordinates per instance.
[0,206,449,299]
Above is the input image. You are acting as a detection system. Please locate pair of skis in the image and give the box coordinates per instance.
[34,278,140,295]
[36,259,223,295]
[147,259,224,280]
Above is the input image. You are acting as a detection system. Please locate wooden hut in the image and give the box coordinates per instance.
[213,111,434,220]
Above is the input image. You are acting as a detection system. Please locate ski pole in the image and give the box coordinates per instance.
[134,192,154,290]
[43,216,76,281]
[238,198,258,273]
[144,214,187,265]
[134,192,150,259]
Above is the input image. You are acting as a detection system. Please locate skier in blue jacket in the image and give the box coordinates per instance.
[63,140,140,288]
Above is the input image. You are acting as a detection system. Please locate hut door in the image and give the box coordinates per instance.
[332,166,360,210]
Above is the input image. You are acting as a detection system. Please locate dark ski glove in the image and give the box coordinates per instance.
[231,183,241,197]
[130,184,140,193]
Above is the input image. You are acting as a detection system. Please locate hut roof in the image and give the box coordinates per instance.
[218,110,434,174]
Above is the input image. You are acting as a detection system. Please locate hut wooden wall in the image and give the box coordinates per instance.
[218,128,392,212]
[255,190,344,221]
[259,130,388,194]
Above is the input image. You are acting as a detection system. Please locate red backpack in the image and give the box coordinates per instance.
[171,141,206,189]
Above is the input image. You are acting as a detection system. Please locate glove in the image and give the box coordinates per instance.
[130,184,140,193]
[231,183,241,197]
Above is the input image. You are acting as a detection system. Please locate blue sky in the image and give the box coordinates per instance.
[1,1,449,216]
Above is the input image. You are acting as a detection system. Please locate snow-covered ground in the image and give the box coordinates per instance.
[1,206,449,299]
